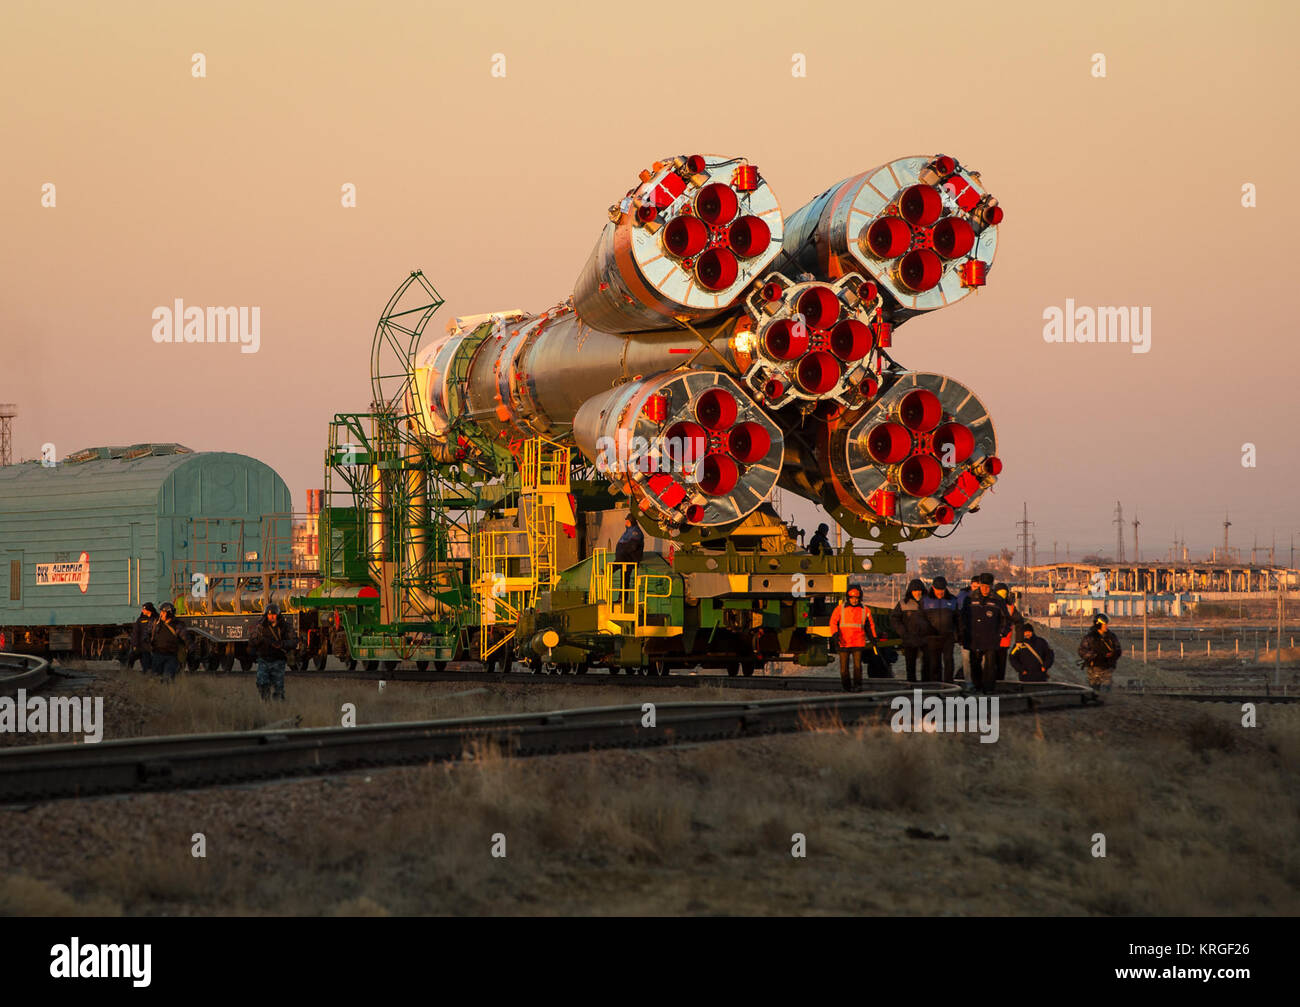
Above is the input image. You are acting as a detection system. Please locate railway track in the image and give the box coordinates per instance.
[0,681,1096,804]
[0,653,50,697]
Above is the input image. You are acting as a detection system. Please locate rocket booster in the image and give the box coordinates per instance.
[409,153,1004,540]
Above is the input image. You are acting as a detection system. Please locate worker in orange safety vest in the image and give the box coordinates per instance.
[829,584,880,692]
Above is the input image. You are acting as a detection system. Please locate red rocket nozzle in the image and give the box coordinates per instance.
[664,421,707,471]
[728,215,771,258]
[685,154,707,174]
[859,279,879,302]
[699,453,739,495]
[760,280,784,302]
[866,217,911,259]
[866,422,912,465]
[933,217,975,259]
[978,203,1004,227]
[899,454,943,497]
[764,318,809,361]
[797,286,841,330]
[796,351,841,394]
[696,248,738,291]
[695,183,739,226]
[686,504,706,523]
[933,422,975,464]
[898,388,943,431]
[763,377,785,399]
[664,215,709,258]
[932,504,955,525]
[728,421,772,464]
[695,388,738,431]
[900,184,942,227]
[897,249,943,292]
[829,319,873,362]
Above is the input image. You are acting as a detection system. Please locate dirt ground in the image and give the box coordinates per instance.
[2,676,1297,916]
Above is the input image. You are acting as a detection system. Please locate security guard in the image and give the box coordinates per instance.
[127,602,158,672]
[829,584,878,692]
[1078,613,1122,691]
[250,602,298,701]
[149,602,187,681]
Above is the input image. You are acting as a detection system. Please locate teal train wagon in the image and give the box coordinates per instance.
[0,444,295,662]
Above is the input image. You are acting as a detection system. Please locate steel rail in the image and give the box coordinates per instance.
[0,682,1096,804]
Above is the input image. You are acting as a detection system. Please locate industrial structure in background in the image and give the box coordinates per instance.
[0,404,15,467]
[304,152,1008,674]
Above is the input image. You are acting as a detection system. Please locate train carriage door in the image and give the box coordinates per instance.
[128,523,141,606]
[4,550,22,610]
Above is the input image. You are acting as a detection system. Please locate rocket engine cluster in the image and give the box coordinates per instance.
[411,153,1004,543]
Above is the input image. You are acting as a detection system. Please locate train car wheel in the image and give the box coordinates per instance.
[312,652,328,671]
[726,662,740,677]
[346,659,357,671]
[364,660,378,672]
[381,660,397,672]
[741,661,755,677]
[434,661,447,672]
[415,660,429,671]
[219,649,235,673]
[576,661,590,675]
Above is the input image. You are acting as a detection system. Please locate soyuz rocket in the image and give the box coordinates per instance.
[410,153,1004,543]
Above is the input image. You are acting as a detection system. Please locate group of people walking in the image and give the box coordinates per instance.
[124,601,296,700]
[827,573,1062,694]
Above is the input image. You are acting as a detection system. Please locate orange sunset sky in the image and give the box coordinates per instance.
[2,0,1297,560]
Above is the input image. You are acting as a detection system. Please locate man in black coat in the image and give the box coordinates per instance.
[614,514,645,595]
[1009,622,1054,682]
[127,602,158,672]
[922,577,960,683]
[954,574,980,680]
[959,573,1010,694]
[149,602,188,681]
[891,578,934,682]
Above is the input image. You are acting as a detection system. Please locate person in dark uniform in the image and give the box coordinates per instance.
[922,577,960,683]
[127,602,158,672]
[807,523,833,556]
[1078,613,1122,692]
[993,583,1025,682]
[891,578,934,682]
[959,573,1010,694]
[614,514,645,596]
[149,602,187,681]
[829,584,878,691]
[954,574,980,680]
[1010,622,1054,682]
[250,602,298,701]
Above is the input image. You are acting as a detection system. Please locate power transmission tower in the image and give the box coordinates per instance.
[1031,535,1038,566]
[1016,502,1034,577]
[1113,501,1125,562]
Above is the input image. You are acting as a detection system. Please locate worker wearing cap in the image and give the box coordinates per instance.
[829,585,878,692]
[954,574,980,680]
[1078,612,1122,692]
[923,577,960,683]
[250,603,297,700]
[993,583,1025,682]
[1010,622,1055,682]
[959,573,1010,694]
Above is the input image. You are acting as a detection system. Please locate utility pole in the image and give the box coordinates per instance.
[1016,502,1034,578]
[1114,501,1125,562]
[1053,541,1058,564]
[1132,515,1141,563]
[1031,534,1038,567]
[1223,512,1232,561]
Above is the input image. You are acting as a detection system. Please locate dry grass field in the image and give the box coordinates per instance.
[1,666,1297,916]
